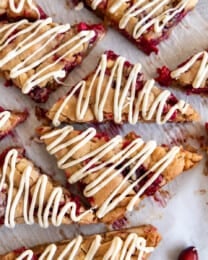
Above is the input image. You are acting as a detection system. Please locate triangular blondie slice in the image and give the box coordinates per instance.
[38,125,202,225]
[47,51,199,126]
[0,0,46,20]
[0,18,105,102]
[84,0,198,54]
[0,225,161,259]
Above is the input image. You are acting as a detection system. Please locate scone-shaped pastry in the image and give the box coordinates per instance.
[0,0,46,20]
[47,51,199,126]
[0,148,95,228]
[84,0,198,55]
[0,18,105,103]
[0,225,161,260]
[38,125,202,225]
[157,50,208,94]
[0,107,27,140]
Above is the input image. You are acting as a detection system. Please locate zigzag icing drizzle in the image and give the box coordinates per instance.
[0,18,95,94]
[9,0,40,16]
[91,0,190,38]
[52,53,188,126]
[171,51,208,88]
[41,126,180,218]
[0,111,11,129]
[16,233,154,260]
[0,149,91,228]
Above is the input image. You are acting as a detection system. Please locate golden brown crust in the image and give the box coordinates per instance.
[0,225,161,259]
[37,126,202,224]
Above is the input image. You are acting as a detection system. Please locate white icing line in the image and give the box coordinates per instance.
[0,111,11,130]
[17,233,154,260]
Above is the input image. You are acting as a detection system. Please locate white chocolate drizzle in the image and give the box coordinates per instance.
[41,126,180,218]
[0,18,95,94]
[9,0,40,17]
[171,51,208,89]
[0,111,11,130]
[16,233,154,260]
[0,149,91,228]
[91,0,190,39]
[52,53,188,126]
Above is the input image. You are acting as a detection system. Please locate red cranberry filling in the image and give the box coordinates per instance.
[14,247,27,254]
[186,87,208,95]
[70,195,83,215]
[112,217,128,230]
[77,23,105,44]
[134,171,163,196]
[29,86,51,103]
[37,6,48,19]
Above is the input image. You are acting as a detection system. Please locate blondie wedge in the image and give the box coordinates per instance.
[38,126,202,225]
[84,0,198,54]
[47,51,199,126]
[0,148,95,228]
[0,18,105,102]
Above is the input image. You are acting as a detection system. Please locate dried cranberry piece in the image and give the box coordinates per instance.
[14,247,27,254]
[4,79,13,87]
[105,50,119,61]
[135,165,147,178]
[29,87,51,103]
[139,36,159,55]
[77,23,105,44]
[94,132,110,141]
[0,107,5,113]
[37,6,48,19]
[112,217,128,230]
[178,246,198,260]
[156,66,172,86]
[70,195,82,215]
[134,172,163,196]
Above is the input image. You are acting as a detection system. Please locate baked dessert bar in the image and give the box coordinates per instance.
[84,0,198,55]
[47,51,199,126]
[0,107,27,140]
[157,50,208,94]
[0,0,47,20]
[0,148,95,228]
[38,125,202,225]
[0,225,161,259]
[0,18,105,103]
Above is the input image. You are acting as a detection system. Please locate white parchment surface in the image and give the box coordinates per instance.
[0,0,207,259]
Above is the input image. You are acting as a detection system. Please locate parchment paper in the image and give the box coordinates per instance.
[0,0,207,259]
